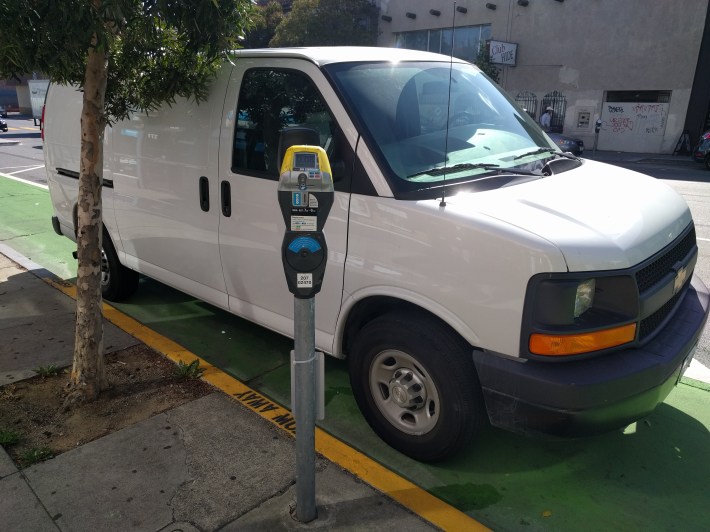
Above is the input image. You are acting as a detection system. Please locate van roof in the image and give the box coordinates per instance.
[230,46,465,66]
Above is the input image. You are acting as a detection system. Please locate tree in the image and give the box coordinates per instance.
[0,0,252,403]
[474,42,501,84]
[270,0,378,47]
[242,1,285,48]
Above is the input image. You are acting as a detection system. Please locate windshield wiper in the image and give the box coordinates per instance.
[408,162,541,179]
[408,163,497,178]
[514,148,578,161]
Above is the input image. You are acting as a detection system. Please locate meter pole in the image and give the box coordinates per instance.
[294,296,317,522]
[277,143,334,524]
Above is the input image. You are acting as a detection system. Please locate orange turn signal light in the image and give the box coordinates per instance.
[529,323,637,356]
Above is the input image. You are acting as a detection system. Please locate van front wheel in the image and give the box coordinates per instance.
[348,312,485,462]
[101,231,139,301]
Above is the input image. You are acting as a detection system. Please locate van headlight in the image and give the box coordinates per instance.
[523,274,637,357]
[573,279,595,318]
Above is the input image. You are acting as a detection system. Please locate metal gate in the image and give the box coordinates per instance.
[540,91,567,133]
[515,90,537,120]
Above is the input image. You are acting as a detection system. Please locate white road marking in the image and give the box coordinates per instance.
[7,164,45,175]
[0,171,48,190]
[685,358,710,384]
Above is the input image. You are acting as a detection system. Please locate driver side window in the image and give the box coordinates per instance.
[232,68,338,180]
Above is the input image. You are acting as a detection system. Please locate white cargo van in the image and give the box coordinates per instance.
[44,47,709,461]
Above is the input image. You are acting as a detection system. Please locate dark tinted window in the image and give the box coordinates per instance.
[233,69,339,180]
[606,90,671,103]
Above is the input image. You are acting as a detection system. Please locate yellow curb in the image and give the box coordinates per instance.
[43,276,489,531]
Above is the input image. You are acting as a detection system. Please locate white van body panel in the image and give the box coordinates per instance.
[341,193,566,356]
[43,60,694,360]
[43,48,709,457]
[110,70,229,308]
[449,160,691,272]
[44,84,85,241]
[44,85,121,250]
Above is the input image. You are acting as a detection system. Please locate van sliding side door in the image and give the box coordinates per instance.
[111,70,229,308]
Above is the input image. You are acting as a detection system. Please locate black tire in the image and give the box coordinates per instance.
[348,312,486,462]
[704,154,710,170]
[101,230,139,301]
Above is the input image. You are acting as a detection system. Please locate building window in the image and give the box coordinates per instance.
[394,24,492,63]
[605,90,671,103]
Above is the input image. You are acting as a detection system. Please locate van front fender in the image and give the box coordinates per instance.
[333,286,482,358]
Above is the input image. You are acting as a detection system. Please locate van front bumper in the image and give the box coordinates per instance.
[473,275,709,437]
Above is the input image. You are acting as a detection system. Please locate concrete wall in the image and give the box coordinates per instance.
[376,0,707,153]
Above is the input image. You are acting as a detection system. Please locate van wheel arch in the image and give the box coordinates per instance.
[342,297,473,357]
[100,227,139,301]
[72,202,138,301]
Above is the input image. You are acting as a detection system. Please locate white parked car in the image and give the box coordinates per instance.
[43,47,708,461]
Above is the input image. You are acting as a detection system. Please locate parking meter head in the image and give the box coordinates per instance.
[279,145,333,188]
[278,145,334,231]
[278,145,335,298]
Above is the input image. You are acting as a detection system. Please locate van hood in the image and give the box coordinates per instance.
[443,160,692,272]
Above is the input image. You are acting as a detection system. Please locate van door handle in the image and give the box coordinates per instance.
[221,180,231,217]
[199,176,209,211]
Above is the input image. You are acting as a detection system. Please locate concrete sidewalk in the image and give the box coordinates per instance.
[0,251,440,531]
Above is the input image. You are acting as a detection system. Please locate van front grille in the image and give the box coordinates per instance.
[635,227,696,294]
[635,225,696,341]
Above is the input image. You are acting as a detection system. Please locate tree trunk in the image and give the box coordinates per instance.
[67,36,109,405]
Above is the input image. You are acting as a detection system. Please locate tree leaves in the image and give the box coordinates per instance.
[0,0,253,122]
[270,0,378,47]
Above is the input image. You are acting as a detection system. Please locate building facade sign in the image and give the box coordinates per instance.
[489,40,517,66]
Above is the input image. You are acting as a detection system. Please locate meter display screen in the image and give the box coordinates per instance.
[294,152,318,170]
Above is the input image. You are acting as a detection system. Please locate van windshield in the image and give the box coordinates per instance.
[324,61,559,196]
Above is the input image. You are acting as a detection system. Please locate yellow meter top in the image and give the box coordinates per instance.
[279,145,332,176]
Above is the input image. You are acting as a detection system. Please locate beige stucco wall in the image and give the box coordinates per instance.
[376,0,707,153]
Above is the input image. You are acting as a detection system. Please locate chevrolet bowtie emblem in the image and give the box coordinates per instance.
[673,265,688,295]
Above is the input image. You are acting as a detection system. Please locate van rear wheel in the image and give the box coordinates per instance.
[348,312,485,462]
[101,230,139,301]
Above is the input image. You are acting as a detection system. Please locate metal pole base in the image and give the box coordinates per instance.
[293,297,316,523]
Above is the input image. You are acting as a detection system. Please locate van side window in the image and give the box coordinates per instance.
[233,69,341,181]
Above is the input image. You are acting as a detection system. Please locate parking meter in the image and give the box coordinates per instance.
[278,144,333,522]
[278,145,334,298]
[593,119,602,155]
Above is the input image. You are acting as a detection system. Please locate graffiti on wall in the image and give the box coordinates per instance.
[602,103,667,136]
[598,102,669,152]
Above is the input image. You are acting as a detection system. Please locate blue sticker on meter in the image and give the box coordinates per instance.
[287,236,322,254]
[292,192,302,206]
